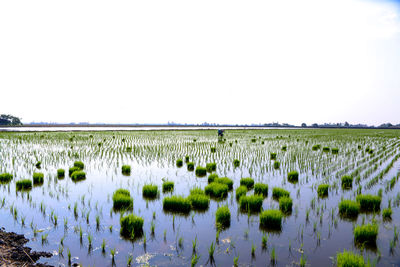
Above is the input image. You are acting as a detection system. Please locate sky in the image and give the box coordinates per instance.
[1,0,399,126]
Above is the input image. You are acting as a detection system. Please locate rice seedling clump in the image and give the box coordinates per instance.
[216,206,230,227]
[16,179,32,191]
[279,196,293,213]
[254,183,268,197]
[339,200,360,218]
[208,173,218,183]
[287,171,299,183]
[382,208,392,220]
[331,148,339,154]
[68,166,80,176]
[235,186,247,200]
[187,162,195,171]
[215,177,233,190]
[176,159,183,167]
[353,223,378,244]
[73,161,84,170]
[341,175,353,189]
[233,159,240,168]
[270,153,277,160]
[0,173,13,183]
[273,161,280,169]
[317,184,329,198]
[206,163,216,173]
[162,181,174,193]
[205,182,229,198]
[112,189,133,210]
[33,172,44,185]
[188,194,210,210]
[336,250,366,267]
[272,187,290,200]
[120,214,144,237]
[190,187,205,195]
[240,177,254,189]
[322,147,330,152]
[239,195,263,212]
[121,165,131,175]
[71,171,86,181]
[195,166,207,177]
[57,169,65,178]
[260,210,282,229]
[142,184,158,199]
[163,195,191,213]
[356,194,381,212]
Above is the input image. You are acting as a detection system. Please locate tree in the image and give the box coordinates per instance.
[0,114,22,126]
[301,123,307,127]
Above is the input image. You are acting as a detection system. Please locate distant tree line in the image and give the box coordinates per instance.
[0,114,22,126]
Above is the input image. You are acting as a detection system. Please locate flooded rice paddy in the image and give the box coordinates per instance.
[1,129,400,266]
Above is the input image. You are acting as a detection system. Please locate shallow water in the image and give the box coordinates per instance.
[0,129,400,266]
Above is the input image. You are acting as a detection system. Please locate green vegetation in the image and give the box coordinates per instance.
[120,214,144,237]
[195,166,207,177]
[235,186,247,200]
[112,189,133,210]
[312,144,321,151]
[354,223,378,244]
[382,207,392,220]
[163,195,191,213]
[317,184,329,198]
[233,159,240,168]
[57,169,65,178]
[322,147,330,152]
[239,195,263,212]
[176,159,183,167]
[206,162,216,173]
[216,206,231,227]
[272,187,290,200]
[188,194,210,210]
[16,179,32,191]
[73,161,84,170]
[287,171,299,183]
[187,162,195,171]
[273,161,280,169]
[33,172,44,185]
[336,250,366,267]
[339,200,360,218]
[215,177,233,190]
[0,173,13,183]
[254,183,268,197]
[205,182,229,198]
[270,153,277,160]
[121,165,131,175]
[279,196,293,213]
[332,148,339,154]
[260,210,282,229]
[341,175,353,189]
[142,184,158,199]
[208,173,218,183]
[68,166,80,176]
[356,194,381,212]
[71,171,86,181]
[162,181,174,193]
[240,177,254,189]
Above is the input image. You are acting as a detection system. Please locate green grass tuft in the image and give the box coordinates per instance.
[317,184,329,198]
[332,148,339,154]
[0,173,13,183]
[32,172,44,185]
[205,182,229,198]
[206,163,217,173]
[122,165,131,175]
[16,179,32,191]
[73,161,84,170]
[215,177,233,190]
[279,196,293,213]
[270,153,277,160]
[273,161,280,169]
[112,189,133,210]
[208,174,218,183]
[162,181,174,193]
[235,186,247,200]
[356,194,381,212]
[287,171,299,183]
[216,206,231,227]
[339,200,360,218]
[254,183,268,197]
[163,195,191,213]
[239,195,263,212]
[188,194,210,210]
[260,209,282,229]
[272,187,290,200]
[195,166,207,177]
[142,184,158,199]
[71,171,86,181]
[187,162,195,171]
[233,159,240,168]
[240,177,254,189]
[176,159,183,167]
[336,250,366,267]
[120,214,144,237]
[382,208,392,220]
[354,223,378,245]
[341,175,353,189]
[57,169,65,178]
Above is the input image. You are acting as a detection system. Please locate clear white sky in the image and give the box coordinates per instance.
[1,0,399,126]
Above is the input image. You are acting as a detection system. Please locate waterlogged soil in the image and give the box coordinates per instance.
[0,228,52,266]
[1,129,400,266]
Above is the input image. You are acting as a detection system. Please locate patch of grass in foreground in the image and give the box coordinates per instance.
[33,172,44,185]
[239,195,263,212]
[240,177,254,189]
[16,179,32,191]
[188,194,210,211]
[341,175,353,189]
[216,206,230,227]
[163,195,191,214]
[254,183,268,197]
[121,165,131,175]
[162,181,174,193]
[195,166,207,177]
[57,169,65,179]
[272,187,290,200]
[354,223,378,245]
[120,214,144,238]
[112,189,133,211]
[339,200,360,218]
[317,184,329,198]
[260,209,282,230]
[336,250,366,267]
[279,196,293,213]
[0,173,13,183]
[205,182,229,198]
[287,171,299,183]
[235,186,247,200]
[356,194,381,212]
[71,171,86,182]
[142,184,158,199]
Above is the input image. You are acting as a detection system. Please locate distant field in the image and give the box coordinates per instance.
[0,129,399,266]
